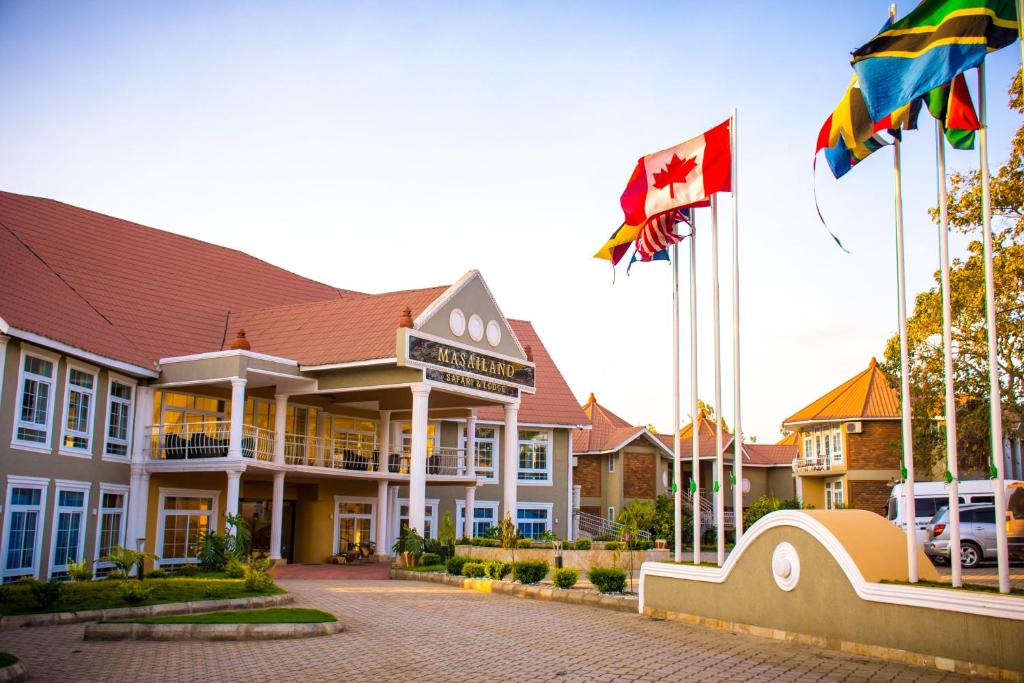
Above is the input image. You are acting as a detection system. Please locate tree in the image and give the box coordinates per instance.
[497,514,519,564]
[882,74,1024,476]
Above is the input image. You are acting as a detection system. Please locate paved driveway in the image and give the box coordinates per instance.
[0,579,972,682]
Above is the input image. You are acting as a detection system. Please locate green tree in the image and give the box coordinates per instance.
[882,74,1024,476]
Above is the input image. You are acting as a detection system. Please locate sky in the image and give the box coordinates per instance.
[0,1,1021,443]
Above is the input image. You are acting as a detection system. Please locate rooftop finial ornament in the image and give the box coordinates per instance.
[229,328,251,351]
[524,344,533,362]
[399,306,413,328]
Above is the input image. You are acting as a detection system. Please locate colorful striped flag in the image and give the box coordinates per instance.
[925,73,981,149]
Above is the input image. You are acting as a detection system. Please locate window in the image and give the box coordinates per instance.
[244,397,275,431]
[94,486,128,576]
[50,482,89,576]
[334,497,375,554]
[104,379,134,458]
[61,366,97,454]
[824,479,844,510]
[518,430,551,484]
[157,490,217,564]
[608,454,615,473]
[333,416,378,458]
[972,507,996,524]
[831,424,843,461]
[13,351,56,448]
[802,433,813,460]
[516,504,552,539]
[157,392,226,424]
[456,500,499,538]
[2,478,48,581]
[607,506,615,521]
[461,426,498,482]
[396,500,437,539]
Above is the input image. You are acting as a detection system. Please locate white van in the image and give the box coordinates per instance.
[886,480,1021,545]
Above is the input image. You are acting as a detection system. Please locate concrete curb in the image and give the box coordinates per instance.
[0,593,293,630]
[83,619,341,642]
[0,660,29,683]
[391,569,638,613]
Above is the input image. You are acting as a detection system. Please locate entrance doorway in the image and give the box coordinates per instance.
[334,497,376,555]
[240,498,295,563]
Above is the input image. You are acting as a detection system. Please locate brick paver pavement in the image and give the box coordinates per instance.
[0,579,975,682]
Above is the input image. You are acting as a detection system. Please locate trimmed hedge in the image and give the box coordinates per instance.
[484,561,512,580]
[603,541,626,551]
[446,556,471,576]
[572,539,591,550]
[516,538,533,549]
[420,552,441,566]
[462,562,487,578]
[469,537,500,547]
[552,568,578,589]
[512,560,548,585]
[588,567,627,593]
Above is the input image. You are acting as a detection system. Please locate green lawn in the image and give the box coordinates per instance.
[107,607,335,625]
[0,653,17,668]
[402,564,446,573]
[0,578,284,616]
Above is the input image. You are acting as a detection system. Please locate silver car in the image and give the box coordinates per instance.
[923,504,998,568]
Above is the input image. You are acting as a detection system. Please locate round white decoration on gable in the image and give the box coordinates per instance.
[468,314,484,342]
[742,478,751,494]
[770,541,800,592]
[449,309,467,337]
[485,320,501,347]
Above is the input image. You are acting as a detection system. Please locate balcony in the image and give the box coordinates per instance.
[793,457,835,473]
[148,421,275,462]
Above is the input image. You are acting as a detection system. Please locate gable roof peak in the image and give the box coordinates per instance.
[782,356,901,425]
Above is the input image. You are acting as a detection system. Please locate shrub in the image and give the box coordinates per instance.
[462,562,487,578]
[145,569,167,580]
[445,555,471,576]
[627,539,654,551]
[588,567,627,593]
[484,561,512,580]
[573,539,591,550]
[224,556,245,579]
[120,581,153,605]
[243,557,275,593]
[22,578,64,610]
[175,564,200,577]
[438,511,456,560]
[512,560,548,585]
[552,568,578,589]
[420,552,441,566]
[516,538,533,549]
[479,538,499,547]
[391,525,426,560]
[103,569,127,581]
[604,541,625,551]
[65,560,93,582]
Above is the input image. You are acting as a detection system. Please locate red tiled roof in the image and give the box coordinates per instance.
[477,320,589,427]
[573,393,635,453]
[744,443,798,466]
[783,357,901,425]
[226,286,449,366]
[0,192,359,369]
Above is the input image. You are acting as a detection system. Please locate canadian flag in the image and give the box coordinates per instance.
[619,119,732,227]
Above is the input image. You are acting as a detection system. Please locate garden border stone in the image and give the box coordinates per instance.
[390,568,637,613]
[83,619,341,641]
[0,593,292,630]
[0,659,28,683]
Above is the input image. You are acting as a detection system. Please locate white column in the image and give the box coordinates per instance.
[377,480,390,556]
[127,468,150,549]
[464,413,478,540]
[228,377,247,459]
[408,383,431,535]
[386,485,399,551]
[572,484,581,540]
[132,386,155,463]
[379,410,392,473]
[566,426,575,542]
[269,471,285,561]
[502,401,520,524]
[225,470,241,532]
[273,393,289,465]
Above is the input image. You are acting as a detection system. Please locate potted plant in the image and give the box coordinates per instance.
[654,539,667,550]
[391,525,425,567]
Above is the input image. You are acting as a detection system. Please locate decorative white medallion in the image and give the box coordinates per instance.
[485,320,501,347]
[449,309,466,337]
[468,314,484,342]
[742,478,751,494]
[771,541,800,592]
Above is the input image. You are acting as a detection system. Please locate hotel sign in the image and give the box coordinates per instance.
[407,335,535,390]
[425,369,520,398]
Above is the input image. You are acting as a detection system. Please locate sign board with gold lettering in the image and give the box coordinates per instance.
[425,369,520,398]
[400,332,535,394]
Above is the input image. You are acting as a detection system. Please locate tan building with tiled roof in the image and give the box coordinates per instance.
[782,358,902,514]
[0,191,588,580]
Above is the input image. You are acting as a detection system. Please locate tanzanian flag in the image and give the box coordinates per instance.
[852,0,1018,122]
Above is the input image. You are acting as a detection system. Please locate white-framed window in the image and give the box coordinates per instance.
[12,348,58,451]
[332,416,378,459]
[831,424,843,462]
[456,500,499,538]
[608,454,615,473]
[1,476,49,582]
[157,391,227,425]
[802,433,812,460]
[49,480,90,577]
[517,429,552,484]
[156,488,218,565]
[94,484,129,576]
[607,506,615,521]
[103,377,135,459]
[460,425,499,483]
[333,496,376,554]
[825,478,845,510]
[516,502,553,539]
[395,498,438,540]
[60,364,97,456]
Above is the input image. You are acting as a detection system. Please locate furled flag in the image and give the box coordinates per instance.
[925,73,981,149]
[627,209,693,274]
[851,0,1019,122]
[619,119,731,229]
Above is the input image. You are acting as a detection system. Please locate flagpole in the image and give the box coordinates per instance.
[893,135,919,584]
[672,238,683,563]
[711,195,725,567]
[935,120,962,587]
[690,210,701,564]
[978,61,1011,594]
[731,107,744,544]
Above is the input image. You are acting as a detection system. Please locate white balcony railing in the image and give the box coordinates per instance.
[792,457,832,472]
[148,421,274,461]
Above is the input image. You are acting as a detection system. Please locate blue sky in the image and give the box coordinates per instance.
[1,1,1021,442]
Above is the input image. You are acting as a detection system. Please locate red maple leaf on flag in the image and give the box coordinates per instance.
[652,153,697,199]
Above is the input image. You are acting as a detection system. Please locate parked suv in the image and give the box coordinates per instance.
[924,504,1000,568]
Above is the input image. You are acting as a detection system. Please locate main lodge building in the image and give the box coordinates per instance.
[0,191,588,579]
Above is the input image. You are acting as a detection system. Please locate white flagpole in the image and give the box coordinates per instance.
[893,135,919,584]
[935,120,962,587]
[731,107,744,544]
[690,209,701,563]
[672,237,683,563]
[978,61,1010,594]
[711,196,725,567]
